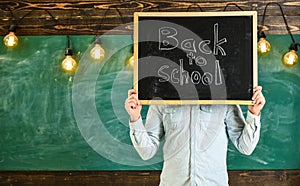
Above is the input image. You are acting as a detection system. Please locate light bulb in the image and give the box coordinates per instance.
[62,55,77,72]
[282,50,298,67]
[257,37,271,55]
[4,31,18,48]
[90,43,105,61]
[125,54,134,70]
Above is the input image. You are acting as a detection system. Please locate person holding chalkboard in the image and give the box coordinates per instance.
[125,86,265,186]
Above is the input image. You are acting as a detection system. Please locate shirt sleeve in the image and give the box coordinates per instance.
[225,105,261,155]
[129,105,164,160]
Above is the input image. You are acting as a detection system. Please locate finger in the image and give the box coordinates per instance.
[127,95,138,103]
[128,89,137,97]
[253,96,265,106]
[253,86,262,92]
[125,97,137,108]
[128,102,138,109]
[252,90,261,101]
[127,99,138,107]
[128,94,140,105]
[252,86,262,96]
[259,96,266,105]
[125,99,137,110]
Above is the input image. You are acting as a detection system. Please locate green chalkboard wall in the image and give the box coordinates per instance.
[0,34,299,170]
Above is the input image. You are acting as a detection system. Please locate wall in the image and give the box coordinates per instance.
[0,0,299,35]
[0,0,300,185]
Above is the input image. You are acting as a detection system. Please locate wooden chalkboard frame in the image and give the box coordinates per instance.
[134,11,257,105]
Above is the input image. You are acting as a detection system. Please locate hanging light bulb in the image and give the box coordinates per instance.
[125,46,134,70]
[3,25,18,48]
[62,48,77,72]
[282,43,298,67]
[257,38,271,55]
[90,37,105,61]
[257,31,271,55]
[62,50,77,72]
[61,36,77,72]
[127,55,135,69]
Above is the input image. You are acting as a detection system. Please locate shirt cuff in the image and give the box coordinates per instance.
[246,110,261,130]
[129,117,146,132]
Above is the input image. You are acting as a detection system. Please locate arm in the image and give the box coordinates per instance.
[125,89,164,160]
[225,105,261,155]
[225,86,266,155]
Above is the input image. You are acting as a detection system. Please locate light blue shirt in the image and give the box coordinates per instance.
[129,104,261,186]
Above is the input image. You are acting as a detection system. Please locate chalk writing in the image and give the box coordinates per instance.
[159,23,227,55]
[158,23,227,86]
[158,59,222,86]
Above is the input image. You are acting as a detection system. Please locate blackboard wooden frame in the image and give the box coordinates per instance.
[134,11,257,105]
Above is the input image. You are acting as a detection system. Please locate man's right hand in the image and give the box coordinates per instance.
[125,89,142,122]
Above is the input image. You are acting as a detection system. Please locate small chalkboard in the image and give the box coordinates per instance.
[134,12,257,105]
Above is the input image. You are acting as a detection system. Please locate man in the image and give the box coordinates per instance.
[125,86,265,186]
